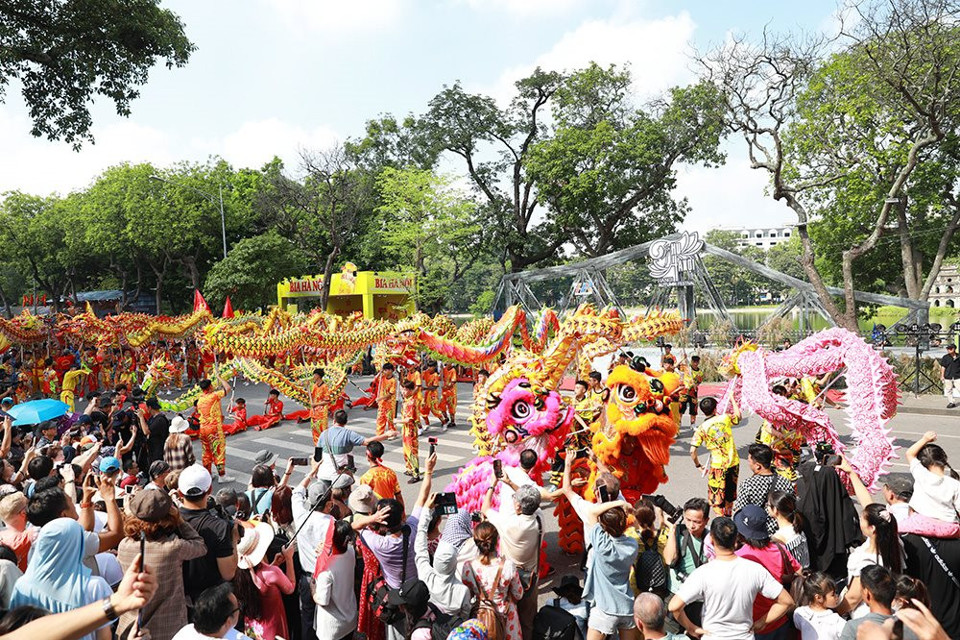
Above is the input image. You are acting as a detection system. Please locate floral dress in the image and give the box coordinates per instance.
[461,557,524,640]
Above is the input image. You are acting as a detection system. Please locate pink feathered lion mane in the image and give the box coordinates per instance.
[485,377,574,470]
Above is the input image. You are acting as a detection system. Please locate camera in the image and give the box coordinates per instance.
[814,442,841,467]
[643,494,682,522]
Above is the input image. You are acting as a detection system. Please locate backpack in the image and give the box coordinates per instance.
[634,536,667,592]
[533,600,583,640]
[366,525,411,626]
[412,604,467,640]
[470,560,507,640]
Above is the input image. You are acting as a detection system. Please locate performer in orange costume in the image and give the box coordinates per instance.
[196,374,233,483]
[376,363,397,436]
[420,362,444,429]
[309,368,332,445]
[247,389,284,431]
[438,363,458,428]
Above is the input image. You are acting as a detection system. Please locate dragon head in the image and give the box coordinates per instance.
[591,364,678,501]
[485,378,574,471]
[141,355,179,396]
[718,340,759,379]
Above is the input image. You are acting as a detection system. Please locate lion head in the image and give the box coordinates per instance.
[485,378,574,471]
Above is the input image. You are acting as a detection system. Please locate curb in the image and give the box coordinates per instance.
[897,405,960,417]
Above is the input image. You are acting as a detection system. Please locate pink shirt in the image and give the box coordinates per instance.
[736,543,799,632]
[249,563,296,640]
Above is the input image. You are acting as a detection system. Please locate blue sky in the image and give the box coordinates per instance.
[0,0,842,232]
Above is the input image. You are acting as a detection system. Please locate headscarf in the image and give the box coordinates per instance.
[11,518,96,613]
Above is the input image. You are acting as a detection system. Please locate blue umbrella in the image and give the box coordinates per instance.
[7,399,70,426]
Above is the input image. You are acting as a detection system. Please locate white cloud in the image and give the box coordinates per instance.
[0,107,340,196]
[263,0,404,35]
[482,10,696,103]
[0,108,176,195]
[219,118,340,172]
[457,0,585,16]
[674,152,795,233]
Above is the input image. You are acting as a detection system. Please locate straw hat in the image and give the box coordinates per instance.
[237,522,275,569]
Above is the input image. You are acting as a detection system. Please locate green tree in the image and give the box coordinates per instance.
[0,192,70,308]
[0,0,194,146]
[526,65,726,257]
[702,230,767,305]
[204,231,309,310]
[376,167,485,312]
[702,0,960,328]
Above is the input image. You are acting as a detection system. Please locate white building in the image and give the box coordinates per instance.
[732,226,794,249]
[931,263,960,308]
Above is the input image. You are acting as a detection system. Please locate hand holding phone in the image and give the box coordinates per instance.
[493,459,503,479]
[313,447,323,464]
[290,457,308,466]
[598,484,611,503]
[428,436,438,458]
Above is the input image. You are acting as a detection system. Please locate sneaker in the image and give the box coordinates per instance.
[408,475,422,484]
[440,421,449,433]
[218,475,235,484]
[448,421,457,428]
[949,403,957,409]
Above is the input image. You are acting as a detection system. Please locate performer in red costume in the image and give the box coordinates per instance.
[246,389,284,431]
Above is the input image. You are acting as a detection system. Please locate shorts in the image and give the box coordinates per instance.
[707,466,738,514]
[679,397,698,416]
[588,608,636,635]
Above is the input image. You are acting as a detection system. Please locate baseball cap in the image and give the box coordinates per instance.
[178,464,212,498]
[128,489,173,522]
[0,398,13,407]
[79,435,98,450]
[76,415,92,425]
[99,456,121,474]
[254,450,277,467]
[949,344,957,351]
[733,504,768,540]
[884,473,914,500]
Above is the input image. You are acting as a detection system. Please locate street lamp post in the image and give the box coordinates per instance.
[150,175,227,259]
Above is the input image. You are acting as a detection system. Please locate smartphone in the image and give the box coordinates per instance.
[125,485,135,495]
[313,447,323,463]
[428,436,438,457]
[493,459,503,479]
[137,531,146,627]
[435,492,459,516]
[290,457,309,466]
[598,484,612,503]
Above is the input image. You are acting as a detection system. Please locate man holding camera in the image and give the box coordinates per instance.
[178,465,239,608]
[662,498,712,631]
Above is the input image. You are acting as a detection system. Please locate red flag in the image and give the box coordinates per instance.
[222,296,235,319]
[193,290,211,314]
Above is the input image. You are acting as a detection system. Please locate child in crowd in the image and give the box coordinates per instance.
[794,572,845,640]
[359,441,403,505]
[900,431,960,537]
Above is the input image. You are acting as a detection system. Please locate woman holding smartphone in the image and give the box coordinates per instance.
[114,488,206,640]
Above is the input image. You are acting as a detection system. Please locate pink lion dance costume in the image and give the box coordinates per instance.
[719,328,899,490]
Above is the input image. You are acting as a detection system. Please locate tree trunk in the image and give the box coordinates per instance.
[319,246,340,310]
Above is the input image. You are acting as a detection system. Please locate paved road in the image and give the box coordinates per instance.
[156,376,960,602]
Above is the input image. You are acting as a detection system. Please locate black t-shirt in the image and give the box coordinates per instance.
[146,414,170,462]
[940,353,960,379]
[180,506,236,603]
[902,534,960,639]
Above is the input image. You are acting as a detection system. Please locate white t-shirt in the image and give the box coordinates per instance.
[844,541,882,620]
[909,458,960,523]
[794,606,846,640]
[676,556,783,640]
[498,466,535,513]
[313,549,358,640]
[172,624,245,640]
